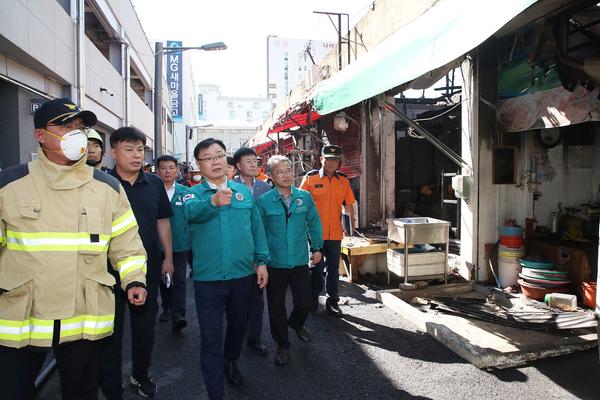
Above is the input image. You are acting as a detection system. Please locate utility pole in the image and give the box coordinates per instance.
[313,11,350,70]
[305,42,316,65]
[337,13,342,71]
[154,42,163,160]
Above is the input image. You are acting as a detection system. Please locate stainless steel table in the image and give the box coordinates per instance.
[387,217,450,286]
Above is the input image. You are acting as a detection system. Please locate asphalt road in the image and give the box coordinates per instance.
[37,277,600,400]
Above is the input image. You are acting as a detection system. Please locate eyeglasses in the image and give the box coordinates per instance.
[197,154,226,163]
[47,122,89,134]
[272,168,293,176]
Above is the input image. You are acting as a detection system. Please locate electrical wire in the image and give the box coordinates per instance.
[413,97,468,123]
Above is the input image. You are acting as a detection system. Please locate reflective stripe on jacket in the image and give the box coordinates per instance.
[0,149,147,348]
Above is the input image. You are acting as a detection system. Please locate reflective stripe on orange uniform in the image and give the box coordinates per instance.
[300,168,356,241]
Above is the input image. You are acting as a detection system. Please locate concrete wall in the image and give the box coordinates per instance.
[470,38,600,281]
[129,87,154,140]
[495,130,600,231]
[1,55,65,98]
[460,56,479,276]
[0,0,161,168]
[0,0,75,85]
[101,0,165,155]
[320,0,436,73]
[476,132,600,284]
[365,99,383,224]
[106,0,154,79]
[462,39,523,282]
[85,38,124,122]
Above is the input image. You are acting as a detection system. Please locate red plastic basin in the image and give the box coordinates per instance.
[499,235,524,248]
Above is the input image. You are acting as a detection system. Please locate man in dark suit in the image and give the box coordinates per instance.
[232,147,272,356]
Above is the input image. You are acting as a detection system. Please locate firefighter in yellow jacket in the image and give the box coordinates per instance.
[0,98,148,400]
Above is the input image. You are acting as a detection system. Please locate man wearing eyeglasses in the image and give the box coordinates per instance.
[232,147,272,357]
[256,155,322,367]
[184,139,269,400]
[0,98,147,400]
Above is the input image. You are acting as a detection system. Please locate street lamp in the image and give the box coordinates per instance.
[185,124,213,165]
[153,41,227,159]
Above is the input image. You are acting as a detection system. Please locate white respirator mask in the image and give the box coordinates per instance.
[42,128,88,161]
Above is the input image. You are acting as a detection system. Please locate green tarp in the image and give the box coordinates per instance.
[310,0,538,115]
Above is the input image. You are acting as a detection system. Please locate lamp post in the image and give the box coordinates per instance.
[185,124,213,165]
[154,41,227,159]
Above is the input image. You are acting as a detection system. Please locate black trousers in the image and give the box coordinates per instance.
[159,250,189,321]
[266,265,312,349]
[0,339,99,400]
[194,275,254,400]
[246,282,265,345]
[311,240,342,302]
[99,270,159,400]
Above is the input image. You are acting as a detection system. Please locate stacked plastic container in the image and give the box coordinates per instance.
[497,224,525,287]
[517,258,572,300]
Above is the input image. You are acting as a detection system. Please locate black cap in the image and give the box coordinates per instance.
[34,98,97,129]
[321,144,341,158]
[233,147,257,165]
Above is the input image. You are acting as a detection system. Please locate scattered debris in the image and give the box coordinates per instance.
[428,295,597,330]
[410,297,430,305]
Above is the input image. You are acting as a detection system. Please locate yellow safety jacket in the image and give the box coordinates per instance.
[0,149,147,348]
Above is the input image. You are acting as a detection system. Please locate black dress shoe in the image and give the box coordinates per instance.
[274,349,289,366]
[224,361,242,387]
[325,298,343,317]
[247,342,268,356]
[294,326,311,343]
[172,316,187,332]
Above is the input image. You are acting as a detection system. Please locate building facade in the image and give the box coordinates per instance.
[0,0,171,169]
[196,84,271,154]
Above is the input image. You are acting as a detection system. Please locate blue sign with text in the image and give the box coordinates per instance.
[167,40,183,121]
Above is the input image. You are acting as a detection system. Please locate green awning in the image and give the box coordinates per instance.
[310,0,538,115]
